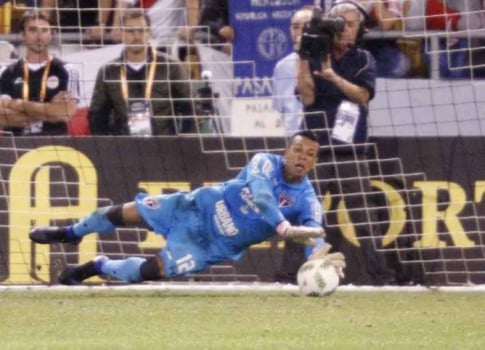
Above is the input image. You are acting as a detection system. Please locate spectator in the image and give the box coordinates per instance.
[351,0,411,77]
[272,6,312,136]
[0,9,79,135]
[40,0,117,43]
[192,0,233,55]
[295,2,395,285]
[188,0,233,134]
[88,9,194,135]
[399,0,484,78]
[401,0,483,32]
[109,1,202,55]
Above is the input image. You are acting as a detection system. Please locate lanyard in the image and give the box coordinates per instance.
[22,58,52,102]
[120,49,157,102]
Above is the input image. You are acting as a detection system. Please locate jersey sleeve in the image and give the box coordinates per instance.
[299,193,326,258]
[298,193,324,228]
[244,153,286,228]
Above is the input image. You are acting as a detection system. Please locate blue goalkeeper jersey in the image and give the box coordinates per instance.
[135,152,324,275]
[193,152,323,260]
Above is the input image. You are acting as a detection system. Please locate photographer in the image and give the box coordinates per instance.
[290,1,395,285]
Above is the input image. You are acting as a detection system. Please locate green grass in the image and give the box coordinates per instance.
[0,290,483,350]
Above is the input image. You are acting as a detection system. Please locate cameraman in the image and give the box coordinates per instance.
[293,2,395,285]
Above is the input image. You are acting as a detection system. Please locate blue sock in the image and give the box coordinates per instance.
[70,207,116,238]
[100,257,146,283]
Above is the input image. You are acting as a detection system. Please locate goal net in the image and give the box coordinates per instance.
[0,1,484,286]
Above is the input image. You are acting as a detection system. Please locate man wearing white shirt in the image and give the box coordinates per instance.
[272,6,313,136]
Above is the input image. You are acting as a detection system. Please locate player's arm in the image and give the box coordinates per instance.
[248,178,324,240]
[293,196,327,256]
[246,154,324,240]
[296,196,345,276]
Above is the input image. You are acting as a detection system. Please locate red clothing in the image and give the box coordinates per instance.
[426,0,461,30]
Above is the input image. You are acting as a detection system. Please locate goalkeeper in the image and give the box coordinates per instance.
[30,130,345,285]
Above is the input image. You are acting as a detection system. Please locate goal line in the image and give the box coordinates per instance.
[1,283,484,294]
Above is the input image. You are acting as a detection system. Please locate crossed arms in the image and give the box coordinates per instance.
[0,91,77,128]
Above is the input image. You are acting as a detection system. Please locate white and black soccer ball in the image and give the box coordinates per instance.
[297,259,340,297]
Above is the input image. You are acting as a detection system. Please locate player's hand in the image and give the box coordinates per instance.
[276,221,325,242]
[308,243,346,278]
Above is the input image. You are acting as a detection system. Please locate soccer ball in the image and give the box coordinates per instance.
[297,259,340,297]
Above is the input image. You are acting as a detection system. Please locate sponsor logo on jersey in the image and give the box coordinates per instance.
[142,196,160,209]
[46,76,60,89]
[214,200,239,236]
[240,186,260,214]
[278,191,294,208]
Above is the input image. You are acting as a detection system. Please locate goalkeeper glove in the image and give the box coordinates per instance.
[276,220,325,245]
[308,243,346,278]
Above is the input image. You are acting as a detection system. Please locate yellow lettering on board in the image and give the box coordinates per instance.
[7,146,97,284]
[371,180,407,247]
[413,181,474,248]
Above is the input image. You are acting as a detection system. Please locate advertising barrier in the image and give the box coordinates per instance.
[1,136,484,285]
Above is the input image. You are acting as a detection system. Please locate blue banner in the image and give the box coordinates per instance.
[229,0,313,97]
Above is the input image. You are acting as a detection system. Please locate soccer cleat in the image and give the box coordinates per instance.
[58,255,108,285]
[29,226,82,245]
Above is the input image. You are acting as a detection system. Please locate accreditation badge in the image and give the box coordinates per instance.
[331,100,360,144]
[22,121,43,135]
[127,100,153,136]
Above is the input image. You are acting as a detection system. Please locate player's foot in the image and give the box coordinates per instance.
[29,226,82,244]
[58,255,108,285]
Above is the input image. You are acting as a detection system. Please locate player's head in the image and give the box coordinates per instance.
[329,1,366,50]
[290,6,313,49]
[121,9,152,54]
[18,10,53,56]
[283,130,319,183]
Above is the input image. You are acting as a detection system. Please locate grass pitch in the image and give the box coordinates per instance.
[1,288,483,350]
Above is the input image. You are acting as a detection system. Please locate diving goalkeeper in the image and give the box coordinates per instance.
[30,130,345,284]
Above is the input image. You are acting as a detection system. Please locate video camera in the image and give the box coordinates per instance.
[298,8,345,61]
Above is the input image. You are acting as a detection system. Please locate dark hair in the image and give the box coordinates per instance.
[289,130,319,144]
[121,9,151,27]
[18,10,52,33]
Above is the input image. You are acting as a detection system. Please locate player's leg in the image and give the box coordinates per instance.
[59,233,210,285]
[58,254,165,285]
[30,202,143,244]
[58,192,210,285]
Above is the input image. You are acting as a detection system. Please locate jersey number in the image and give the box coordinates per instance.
[176,254,196,274]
